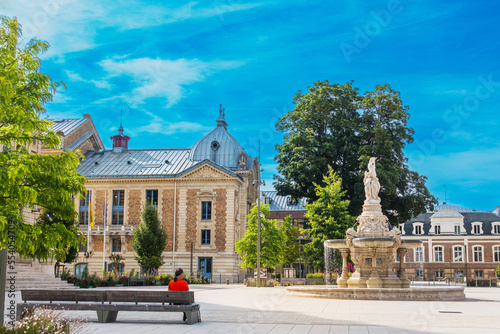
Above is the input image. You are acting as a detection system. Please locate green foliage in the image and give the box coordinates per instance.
[306,272,324,278]
[235,204,284,269]
[497,263,500,278]
[13,306,87,333]
[0,17,86,261]
[304,168,354,269]
[132,203,167,273]
[244,278,278,287]
[274,80,437,226]
[36,211,82,263]
[279,216,301,266]
[108,253,125,263]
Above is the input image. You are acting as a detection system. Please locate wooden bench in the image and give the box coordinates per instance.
[128,276,146,286]
[17,289,200,324]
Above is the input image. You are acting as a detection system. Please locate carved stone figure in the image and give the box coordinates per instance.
[238,150,247,170]
[363,157,381,202]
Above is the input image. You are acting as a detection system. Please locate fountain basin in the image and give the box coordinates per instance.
[324,239,349,250]
[352,237,396,248]
[401,239,423,249]
[286,286,466,301]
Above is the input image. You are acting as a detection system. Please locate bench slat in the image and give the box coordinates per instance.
[21,289,195,305]
[18,302,200,312]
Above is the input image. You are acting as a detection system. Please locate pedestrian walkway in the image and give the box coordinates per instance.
[7,284,500,333]
[62,284,500,333]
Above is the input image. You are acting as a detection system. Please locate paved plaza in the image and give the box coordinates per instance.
[12,283,495,334]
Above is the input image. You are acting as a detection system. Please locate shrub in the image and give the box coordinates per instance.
[6,307,88,333]
[306,273,324,278]
[244,278,276,287]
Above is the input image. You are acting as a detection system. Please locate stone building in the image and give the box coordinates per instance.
[43,114,105,155]
[400,204,500,281]
[74,110,259,282]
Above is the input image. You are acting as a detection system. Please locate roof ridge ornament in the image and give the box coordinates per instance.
[216,104,228,127]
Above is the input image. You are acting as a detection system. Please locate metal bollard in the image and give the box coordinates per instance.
[226,279,229,285]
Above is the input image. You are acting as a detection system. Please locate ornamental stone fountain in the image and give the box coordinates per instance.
[287,158,466,300]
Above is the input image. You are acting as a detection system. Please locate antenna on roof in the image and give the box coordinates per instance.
[442,184,447,204]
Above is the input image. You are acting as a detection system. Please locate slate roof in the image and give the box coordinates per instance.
[50,118,88,135]
[77,148,240,179]
[261,191,307,211]
[189,114,244,168]
[403,205,500,236]
[430,204,487,213]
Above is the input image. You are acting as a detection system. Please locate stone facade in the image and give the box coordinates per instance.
[185,189,199,251]
[215,189,227,252]
[162,189,178,252]
[128,189,142,224]
[72,112,259,282]
[401,205,500,281]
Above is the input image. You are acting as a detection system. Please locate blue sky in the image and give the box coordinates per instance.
[2,0,499,211]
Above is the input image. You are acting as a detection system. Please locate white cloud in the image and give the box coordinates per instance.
[1,0,263,56]
[98,57,244,107]
[64,70,111,89]
[134,121,212,135]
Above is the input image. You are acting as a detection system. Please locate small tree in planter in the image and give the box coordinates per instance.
[235,204,284,285]
[132,203,167,274]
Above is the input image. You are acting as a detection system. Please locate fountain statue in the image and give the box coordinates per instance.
[325,157,418,288]
[287,157,466,300]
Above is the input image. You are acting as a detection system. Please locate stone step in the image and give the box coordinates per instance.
[4,261,78,290]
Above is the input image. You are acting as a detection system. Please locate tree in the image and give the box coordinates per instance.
[274,80,437,226]
[279,216,301,267]
[0,17,86,326]
[37,211,83,263]
[235,204,284,269]
[132,203,167,274]
[0,16,86,260]
[303,167,354,269]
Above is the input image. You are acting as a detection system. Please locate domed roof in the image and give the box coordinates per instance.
[493,205,500,216]
[189,107,243,168]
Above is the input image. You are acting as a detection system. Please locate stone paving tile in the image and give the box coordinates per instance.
[6,285,500,334]
[328,325,349,334]
[307,324,330,334]
[349,326,370,334]
[367,326,389,334]
[288,324,312,334]
[247,324,278,334]
[267,324,294,334]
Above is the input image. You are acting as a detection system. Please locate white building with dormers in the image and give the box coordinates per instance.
[399,204,500,282]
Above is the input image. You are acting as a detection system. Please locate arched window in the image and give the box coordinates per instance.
[74,263,88,279]
[493,246,500,262]
[414,247,424,262]
[434,246,444,262]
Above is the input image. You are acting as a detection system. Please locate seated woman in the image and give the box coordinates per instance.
[168,268,190,322]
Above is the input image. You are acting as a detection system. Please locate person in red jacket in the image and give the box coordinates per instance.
[168,268,189,291]
[168,268,190,322]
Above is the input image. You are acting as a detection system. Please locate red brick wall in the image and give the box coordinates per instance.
[215,189,227,252]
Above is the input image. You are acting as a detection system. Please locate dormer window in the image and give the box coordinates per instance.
[434,225,441,235]
[413,223,423,235]
[492,223,500,235]
[472,222,482,235]
[454,225,461,235]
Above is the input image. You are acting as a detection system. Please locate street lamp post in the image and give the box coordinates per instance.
[256,141,262,288]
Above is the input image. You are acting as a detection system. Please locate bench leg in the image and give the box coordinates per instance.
[185,311,198,325]
[96,310,118,323]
